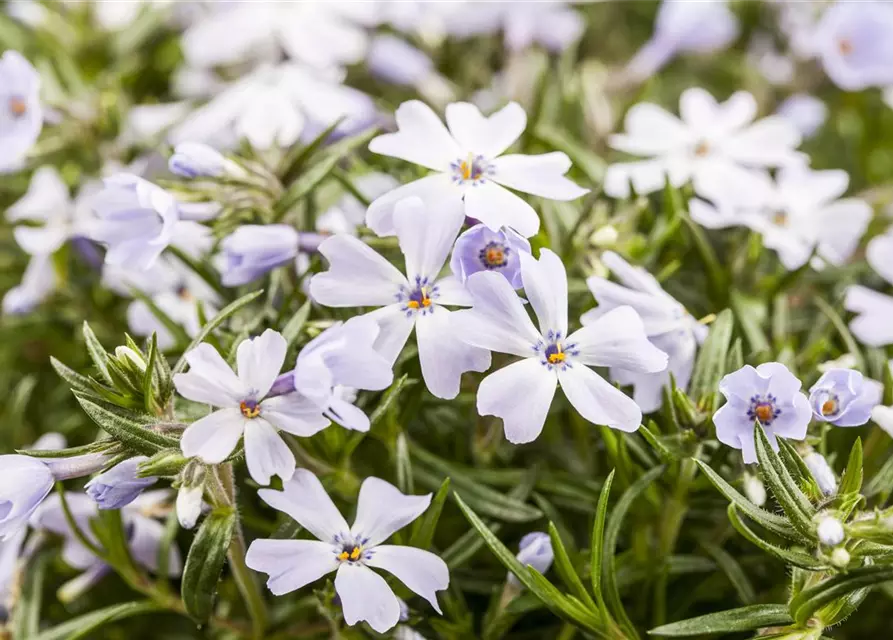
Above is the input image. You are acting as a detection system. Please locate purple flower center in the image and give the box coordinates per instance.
[333,533,372,564]
[747,394,781,426]
[240,399,261,419]
[535,331,578,371]
[479,241,509,269]
[451,153,493,185]
[398,276,439,316]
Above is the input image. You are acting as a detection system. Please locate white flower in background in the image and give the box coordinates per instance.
[0,50,42,173]
[804,452,838,497]
[508,532,554,587]
[246,470,448,634]
[712,363,811,464]
[168,63,376,150]
[845,229,893,347]
[811,1,893,91]
[777,94,828,139]
[366,35,455,106]
[181,1,369,72]
[2,254,55,315]
[169,142,246,179]
[604,88,804,199]
[121,102,192,145]
[366,100,588,239]
[310,197,491,399]
[89,173,180,270]
[291,316,394,432]
[316,173,399,236]
[174,329,330,485]
[452,250,668,443]
[217,224,310,287]
[690,167,871,271]
[625,0,739,83]
[583,251,707,413]
[443,1,583,53]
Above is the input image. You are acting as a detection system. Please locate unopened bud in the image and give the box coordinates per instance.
[743,473,766,507]
[817,516,845,546]
[114,346,146,373]
[138,449,189,477]
[176,460,206,530]
[169,142,246,179]
[830,547,850,568]
[804,452,837,496]
[591,226,619,247]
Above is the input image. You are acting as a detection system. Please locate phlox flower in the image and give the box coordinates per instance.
[452,249,668,443]
[808,368,881,427]
[845,229,893,347]
[174,329,329,485]
[0,456,54,540]
[85,457,157,510]
[0,50,42,173]
[604,87,803,200]
[217,224,302,287]
[508,532,554,587]
[450,224,530,289]
[584,251,707,413]
[309,197,491,400]
[713,363,811,464]
[690,166,871,271]
[366,100,588,238]
[246,469,448,634]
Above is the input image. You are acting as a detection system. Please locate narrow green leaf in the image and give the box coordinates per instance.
[688,309,734,413]
[410,477,450,550]
[279,116,346,184]
[281,299,312,348]
[694,460,797,540]
[776,438,820,499]
[73,392,180,455]
[648,604,792,637]
[32,602,163,640]
[699,539,756,604]
[590,469,615,606]
[130,288,190,348]
[790,565,893,626]
[182,507,237,621]
[727,505,829,571]
[548,522,597,610]
[142,333,159,414]
[839,437,863,496]
[18,439,118,459]
[729,291,771,354]
[173,290,264,375]
[82,322,113,385]
[369,374,414,429]
[754,425,816,539]
[11,551,50,640]
[50,356,94,393]
[639,424,678,464]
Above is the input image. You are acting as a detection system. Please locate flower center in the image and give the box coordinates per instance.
[398,276,438,316]
[535,331,578,371]
[773,211,787,227]
[338,545,363,562]
[747,394,781,426]
[545,342,566,365]
[177,285,193,302]
[451,153,492,185]
[7,96,26,119]
[479,241,508,269]
[240,399,261,419]
[693,140,710,157]
[838,38,853,55]
[820,393,840,417]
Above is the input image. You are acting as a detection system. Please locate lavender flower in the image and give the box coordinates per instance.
[508,532,554,587]
[0,50,42,173]
[85,457,157,510]
[0,456,54,540]
[218,224,299,287]
[808,368,880,427]
[169,142,246,179]
[449,224,530,289]
[813,1,893,91]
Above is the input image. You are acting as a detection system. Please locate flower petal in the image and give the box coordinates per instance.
[351,476,431,547]
[568,306,669,373]
[238,329,287,398]
[368,100,460,172]
[261,393,331,437]
[463,181,540,238]
[258,468,350,542]
[180,408,245,464]
[366,545,449,613]
[174,343,245,407]
[365,305,417,365]
[450,271,541,358]
[433,274,473,307]
[558,365,642,433]
[609,102,690,156]
[491,152,588,200]
[394,196,465,283]
[445,101,526,157]
[365,174,461,237]
[478,358,557,444]
[310,235,408,307]
[416,306,491,400]
[246,539,338,596]
[327,398,370,432]
[335,563,402,633]
[845,286,893,347]
[520,249,568,338]
[244,418,296,486]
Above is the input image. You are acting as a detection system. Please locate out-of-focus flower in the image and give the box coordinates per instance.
[817,516,845,546]
[218,224,300,287]
[169,142,246,179]
[0,456,54,540]
[605,88,804,199]
[174,329,329,485]
[0,51,42,173]
[2,254,55,315]
[804,452,838,496]
[290,316,394,433]
[310,197,490,399]
[812,1,893,91]
[777,94,827,138]
[367,100,587,238]
[89,173,180,270]
[809,369,880,427]
[316,173,399,236]
[452,250,668,443]
[246,470,448,634]
[713,363,811,464]
[625,0,738,82]
[85,457,157,510]
[507,532,554,587]
[444,1,583,53]
[690,167,870,271]
[450,224,530,290]
[845,229,893,347]
[584,251,707,413]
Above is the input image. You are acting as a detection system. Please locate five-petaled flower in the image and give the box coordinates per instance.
[452,249,668,443]
[309,196,491,400]
[174,329,330,485]
[366,100,588,238]
[808,368,880,427]
[246,469,449,634]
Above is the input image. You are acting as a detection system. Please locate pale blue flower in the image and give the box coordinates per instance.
[0,455,54,540]
[450,224,530,289]
[0,50,42,173]
[813,1,893,91]
[218,224,299,287]
[169,142,245,179]
[809,368,880,427]
[508,532,553,587]
[714,363,811,464]
[85,457,157,510]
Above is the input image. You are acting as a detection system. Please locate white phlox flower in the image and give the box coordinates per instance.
[584,251,707,413]
[366,100,588,238]
[246,469,449,634]
[604,87,804,200]
[451,249,669,444]
[174,329,330,486]
[845,229,893,347]
[309,196,491,400]
[0,50,42,173]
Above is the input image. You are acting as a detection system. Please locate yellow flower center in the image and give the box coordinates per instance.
[546,343,565,365]
[240,400,261,419]
[8,97,26,118]
[406,286,432,310]
[338,546,362,562]
[694,141,710,157]
[821,399,838,416]
[755,404,773,422]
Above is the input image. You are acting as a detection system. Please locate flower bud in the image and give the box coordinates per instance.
[114,346,147,374]
[176,461,206,530]
[137,449,189,477]
[743,473,766,507]
[803,452,837,496]
[817,516,845,546]
[43,451,115,481]
[830,547,850,568]
[508,532,554,587]
[169,142,245,179]
[218,224,299,286]
[591,225,619,247]
[85,456,157,510]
